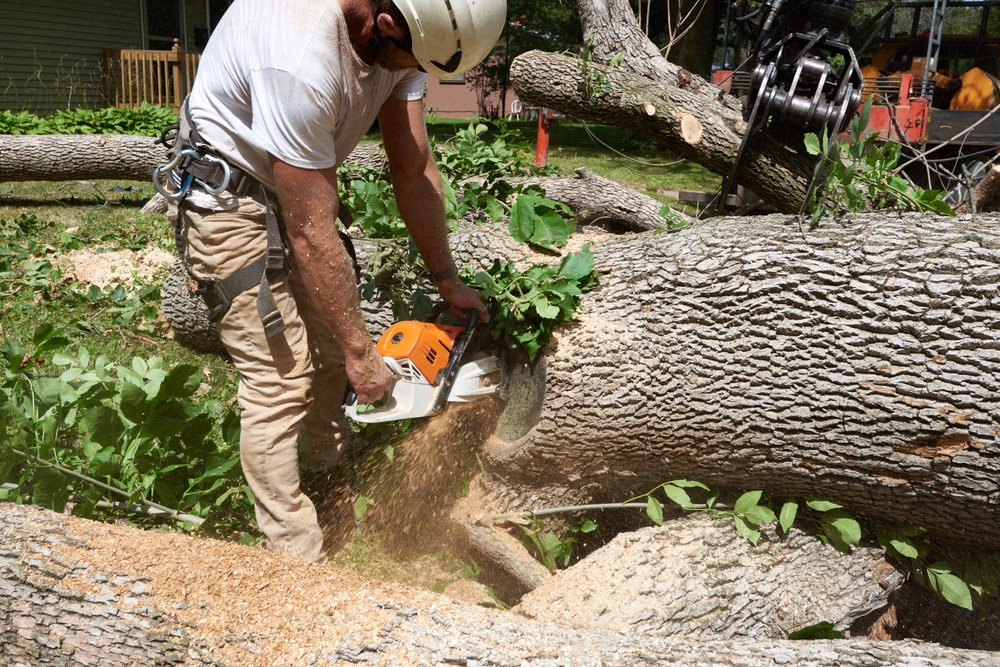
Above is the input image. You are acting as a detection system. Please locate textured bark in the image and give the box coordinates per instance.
[4,502,1000,666]
[516,515,906,639]
[163,211,1000,551]
[523,168,676,232]
[0,507,192,665]
[955,165,1000,215]
[480,212,1000,550]
[509,50,814,214]
[0,134,163,182]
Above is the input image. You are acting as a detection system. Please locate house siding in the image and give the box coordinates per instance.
[1,0,208,115]
[1,0,143,113]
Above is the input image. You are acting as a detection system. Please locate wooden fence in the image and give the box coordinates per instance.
[100,39,200,113]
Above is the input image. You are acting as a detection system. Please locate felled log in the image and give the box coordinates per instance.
[509,49,814,214]
[4,502,999,666]
[0,134,164,182]
[478,211,1000,551]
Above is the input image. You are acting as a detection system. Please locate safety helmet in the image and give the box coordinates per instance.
[393,0,507,79]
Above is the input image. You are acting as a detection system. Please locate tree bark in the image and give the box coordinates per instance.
[0,134,164,182]
[474,211,1000,550]
[4,502,999,666]
[515,514,906,640]
[509,50,814,213]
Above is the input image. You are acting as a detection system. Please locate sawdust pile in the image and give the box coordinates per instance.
[48,513,476,666]
[56,246,175,288]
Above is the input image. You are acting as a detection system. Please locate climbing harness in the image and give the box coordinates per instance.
[154,99,288,339]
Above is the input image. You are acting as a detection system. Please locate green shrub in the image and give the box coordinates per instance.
[0,103,177,136]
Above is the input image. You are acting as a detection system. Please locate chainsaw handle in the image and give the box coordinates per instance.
[343,358,404,408]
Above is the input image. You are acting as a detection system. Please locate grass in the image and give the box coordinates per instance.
[0,179,240,414]
[387,117,721,214]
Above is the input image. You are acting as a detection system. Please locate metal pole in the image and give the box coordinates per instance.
[535,108,552,167]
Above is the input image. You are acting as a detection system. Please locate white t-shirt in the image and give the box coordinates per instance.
[186,0,426,196]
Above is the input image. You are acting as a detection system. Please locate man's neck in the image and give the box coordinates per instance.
[339,0,378,64]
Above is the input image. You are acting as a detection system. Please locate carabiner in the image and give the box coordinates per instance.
[192,152,231,195]
[152,149,202,200]
[152,151,186,200]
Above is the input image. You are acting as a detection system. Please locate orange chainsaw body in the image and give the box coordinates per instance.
[375,321,465,385]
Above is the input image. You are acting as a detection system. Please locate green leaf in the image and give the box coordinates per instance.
[734,515,761,545]
[646,495,664,525]
[558,244,594,280]
[827,514,861,545]
[579,519,598,533]
[803,133,821,156]
[533,297,560,320]
[508,195,539,244]
[385,445,394,463]
[889,537,920,559]
[354,495,373,521]
[743,504,776,525]
[118,380,147,424]
[31,467,70,512]
[668,479,710,490]
[734,490,763,514]
[156,365,202,401]
[787,621,844,640]
[927,563,973,610]
[662,484,692,508]
[779,501,798,533]
[806,497,842,512]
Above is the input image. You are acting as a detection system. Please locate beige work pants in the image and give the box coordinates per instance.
[174,197,351,564]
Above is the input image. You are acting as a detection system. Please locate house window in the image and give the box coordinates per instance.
[440,73,466,85]
[147,0,181,50]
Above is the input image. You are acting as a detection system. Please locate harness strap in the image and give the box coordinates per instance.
[170,99,288,339]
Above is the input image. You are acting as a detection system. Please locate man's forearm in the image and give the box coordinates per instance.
[392,158,456,276]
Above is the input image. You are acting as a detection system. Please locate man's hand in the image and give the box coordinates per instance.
[437,276,489,322]
[346,346,394,404]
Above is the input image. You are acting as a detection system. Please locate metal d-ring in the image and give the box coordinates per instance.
[192,153,231,195]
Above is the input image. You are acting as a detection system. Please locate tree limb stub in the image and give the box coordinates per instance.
[509,49,816,213]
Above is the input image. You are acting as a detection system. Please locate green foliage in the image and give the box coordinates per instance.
[577,36,620,98]
[467,244,598,361]
[519,515,597,570]
[0,103,177,136]
[343,121,592,361]
[0,324,252,530]
[787,621,845,640]
[805,98,955,224]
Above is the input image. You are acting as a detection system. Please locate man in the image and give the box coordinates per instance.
[168,0,505,563]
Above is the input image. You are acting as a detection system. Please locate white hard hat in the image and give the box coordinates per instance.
[393,0,507,79]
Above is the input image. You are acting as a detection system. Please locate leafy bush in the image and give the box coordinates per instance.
[805,99,954,223]
[0,324,253,531]
[0,103,177,136]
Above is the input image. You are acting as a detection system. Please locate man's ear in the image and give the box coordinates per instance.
[375,12,405,40]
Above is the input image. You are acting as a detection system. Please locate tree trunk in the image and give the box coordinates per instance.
[509,50,814,213]
[474,211,1000,550]
[4,502,999,666]
[0,134,164,182]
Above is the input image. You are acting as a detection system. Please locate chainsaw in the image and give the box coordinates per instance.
[344,309,503,423]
